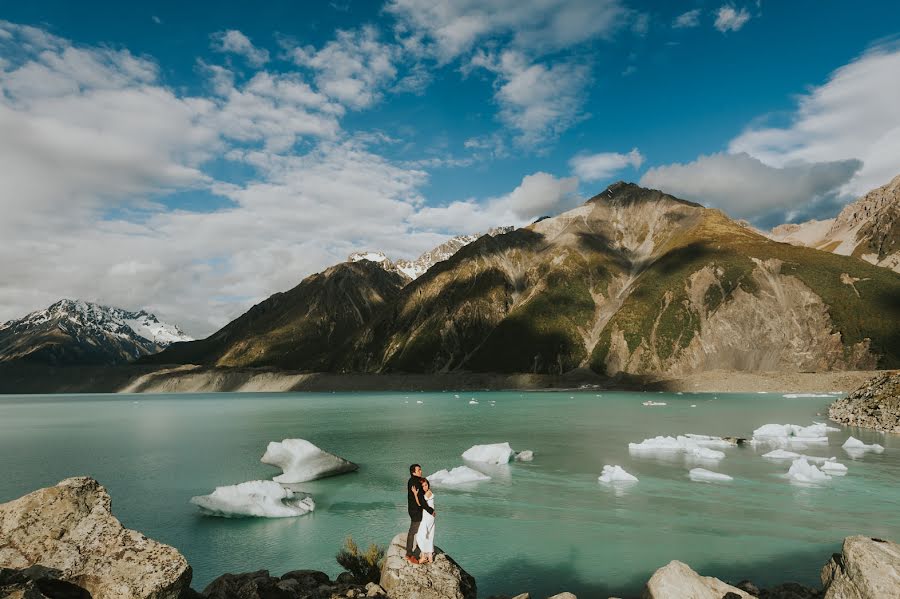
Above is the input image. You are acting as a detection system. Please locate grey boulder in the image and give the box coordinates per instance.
[642,560,753,599]
[379,533,476,599]
[822,536,900,599]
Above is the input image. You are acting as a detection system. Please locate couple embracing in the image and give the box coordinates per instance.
[405,463,437,564]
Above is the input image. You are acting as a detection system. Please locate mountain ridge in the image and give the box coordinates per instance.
[0,299,192,366]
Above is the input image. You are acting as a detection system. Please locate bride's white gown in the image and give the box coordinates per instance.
[415,492,436,553]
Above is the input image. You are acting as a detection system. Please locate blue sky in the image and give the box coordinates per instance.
[2,1,899,334]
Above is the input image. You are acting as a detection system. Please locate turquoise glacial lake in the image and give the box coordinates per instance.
[1,391,898,597]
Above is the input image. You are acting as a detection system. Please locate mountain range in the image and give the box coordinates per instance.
[0,299,192,366]
[145,181,900,376]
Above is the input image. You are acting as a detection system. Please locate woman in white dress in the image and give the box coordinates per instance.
[414,478,436,563]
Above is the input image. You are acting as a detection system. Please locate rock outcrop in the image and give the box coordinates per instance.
[201,569,381,599]
[829,372,900,433]
[0,564,93,599]
[0,477,192,599]
[642,560,753,598]
[821,536,900,599]
[379,533,476,599]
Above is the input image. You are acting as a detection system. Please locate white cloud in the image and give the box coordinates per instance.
[714,5,751,33]
[729,41,900,196]
[570,148,644,181]
[409,172,579,232]
[471,50,590,147]
[639,152,860,219]
[386,0,627,62]
[211,30,270,67]
[289,26,398,109]
[673,9,701,29]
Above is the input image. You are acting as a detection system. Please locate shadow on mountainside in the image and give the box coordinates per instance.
[475,543,833,599]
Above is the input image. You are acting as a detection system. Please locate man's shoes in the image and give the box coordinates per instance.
[406,556,419,564]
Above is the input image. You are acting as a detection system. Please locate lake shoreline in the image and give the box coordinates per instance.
[0,363,888,394]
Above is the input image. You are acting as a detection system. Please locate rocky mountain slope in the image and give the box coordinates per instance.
[145,260,406,370]
[0,299,192,366]
[349,227,515,281]
[768,174,900,273]
[147,182,900,377]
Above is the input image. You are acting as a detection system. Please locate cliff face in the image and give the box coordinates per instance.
[345,182,899,375]
[768,174,900,273]
[145,261,406,370]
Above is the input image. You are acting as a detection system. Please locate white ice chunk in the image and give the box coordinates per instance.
[462,442,514,464]
[599,465,638,483]
[821,461,848,475]
[683,434,734,449]
[783,393,833,398]
[642,401,667,406]
[750,422,834,449]
[762,449,802,459]
[190,480,315,518]
[842,436,884,454]
[428,466,491,486]
[628,435,726,460]
[261,439,358,483]
[689,468,732,482]
[787,458,831,484]
[514,450,534,462]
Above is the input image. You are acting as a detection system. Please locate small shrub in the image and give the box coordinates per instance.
[336,535,385,584]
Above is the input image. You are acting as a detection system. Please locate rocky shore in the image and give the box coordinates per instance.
[828,371,900,433]
[2,478,899,599]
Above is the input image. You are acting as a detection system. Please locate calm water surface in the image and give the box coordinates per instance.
[1,391,898,598]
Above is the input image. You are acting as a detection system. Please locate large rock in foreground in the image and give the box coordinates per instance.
[829,372,900,433]
[822,536,900,598]
[642,560,753,598]
[0,477,192,599]
[380,533,476,599]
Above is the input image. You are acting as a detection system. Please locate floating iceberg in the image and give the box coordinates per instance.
[689,468,732,482]
[683,434,735,449]
[428,466,491,486]
[462,442,514,464]
[821,461,848,475]
[599,465,638,483]
[787,458,831,484]
[750,422,836,449]
[842,436,884,454]
[762,449,838,464]
[782,393,833,398]
[514,450,534,462]
[642,401,667,406]
[261,439,358,483]
[628,435,726,460]
[190,480,315,518]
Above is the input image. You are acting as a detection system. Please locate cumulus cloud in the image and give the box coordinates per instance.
[570,148,644,181]
[714,5,751,33]
[640,152,861,219]
[211,30,270,67]
[387,0,627,62]
[409,172,579,232]
[673,9,701,29]
[471,50,590,147]
[729,40,900,196]
[288,26,398,109]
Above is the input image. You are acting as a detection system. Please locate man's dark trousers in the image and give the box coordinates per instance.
[406,475,422,556]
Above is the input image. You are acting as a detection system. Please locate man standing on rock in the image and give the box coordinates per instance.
[406,464,435,564]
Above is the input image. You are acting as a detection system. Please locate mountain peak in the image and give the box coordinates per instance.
[586,181,704,209]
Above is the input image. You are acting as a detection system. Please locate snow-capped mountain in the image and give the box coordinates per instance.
[349,226,515,281]
[0,299,193,366]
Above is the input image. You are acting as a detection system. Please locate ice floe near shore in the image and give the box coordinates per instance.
[598,465,638,483]
[190,480,315,518]
[261,439,358,483]
[782,393,833,398]
[628,436,726,460]
[462,442,514,464]
[842,436,884,456]
[786,458,831,484]
[689,468,732,482]
[750,422,837,448]
[514,450,534,462]
[428,466,491,486]
[761,449,840,465]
